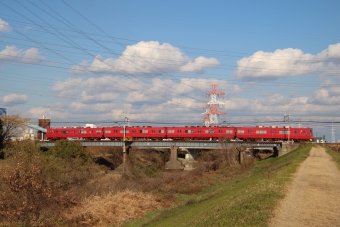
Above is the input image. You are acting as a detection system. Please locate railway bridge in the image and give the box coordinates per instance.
[38,140,295,170]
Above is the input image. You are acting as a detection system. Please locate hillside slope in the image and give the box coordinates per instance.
[128,144,313,227]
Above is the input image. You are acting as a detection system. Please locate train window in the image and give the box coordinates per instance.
[79,130,87,134]
[140,130,148,133]
[60,130,68,134]
[120,130,129,133]
[105,130,111,133]
[256,130,267,134]
[279,131,290,134]
[168,130,174,133]
[185,130,194,133]
[205,130,215,134]
[237,130,244,134]
[96,130,102,134]
[226,130,233,134]
[158,130,164,133]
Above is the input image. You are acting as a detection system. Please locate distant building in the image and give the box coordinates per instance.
[0,108,6,116]
[313,137,325,143]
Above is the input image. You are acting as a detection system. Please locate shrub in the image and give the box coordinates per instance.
[0,141,57,225]
[0,140,98,226]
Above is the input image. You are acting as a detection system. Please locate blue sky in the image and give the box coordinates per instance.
[0,0,340,141]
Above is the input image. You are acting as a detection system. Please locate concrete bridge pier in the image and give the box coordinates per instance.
[122,145,131,163]
[165,146,183,170]
[236,146,247,164]
[180,149,198,170]
[277,143,300,157]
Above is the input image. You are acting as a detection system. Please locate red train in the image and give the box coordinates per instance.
[46,125,313,142]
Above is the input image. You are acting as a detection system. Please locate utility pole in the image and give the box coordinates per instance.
[283,111,290,143]
[123,114,129,163]
[331,123,335,143]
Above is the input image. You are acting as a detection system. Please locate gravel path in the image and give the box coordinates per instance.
[269,146,340,227]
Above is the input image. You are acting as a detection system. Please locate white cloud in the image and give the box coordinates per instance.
[180,56,220,73]
[307,80,340,105]
[0,46,45,64]
[1,94,28,106]
[236,43,340,80]
[258,93,289,106]
[0,18,11,32]
[53,78,83,98]
[81,91,120,103]
[70,41,220,75]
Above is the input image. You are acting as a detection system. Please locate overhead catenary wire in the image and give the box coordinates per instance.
[10,0,211,110]
[1,1,209,114]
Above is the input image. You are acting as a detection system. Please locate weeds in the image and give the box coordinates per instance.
[0,141,259,227]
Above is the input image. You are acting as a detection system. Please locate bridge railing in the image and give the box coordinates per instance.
[38,140,282,149]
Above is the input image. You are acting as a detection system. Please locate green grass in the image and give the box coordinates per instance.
[126,144,313,227]
[325,145,340,170]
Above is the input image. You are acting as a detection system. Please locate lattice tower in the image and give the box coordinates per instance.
[202,84,226,127]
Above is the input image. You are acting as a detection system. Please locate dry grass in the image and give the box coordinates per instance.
[66,190,168,227]
[0,141,257,226]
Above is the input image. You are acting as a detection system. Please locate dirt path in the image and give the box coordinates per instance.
[270,146,340,227]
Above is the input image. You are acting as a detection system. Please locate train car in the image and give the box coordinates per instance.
[166,126,236,140]
[290,127,313,141]
[46,127,103,140]
[102,126,167,140]
[235,126,313,141]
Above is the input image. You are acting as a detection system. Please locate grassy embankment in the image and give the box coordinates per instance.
[325,145,340,170]
[127,144,313,227]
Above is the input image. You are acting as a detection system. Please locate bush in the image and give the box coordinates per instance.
[49,140,92,163]
[0,140,99,226]
[0,141,59,225]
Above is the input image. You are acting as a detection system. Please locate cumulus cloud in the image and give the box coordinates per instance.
[81,91,120,103]
[70,41,220,75]
[180,56,220,73]
[236,43,340,80]
[0,94,28,106]
[0,46,45,64]
[52,78,83,98]
[307,80,340,105]
[0,18,11,32]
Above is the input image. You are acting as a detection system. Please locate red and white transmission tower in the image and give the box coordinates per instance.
[202,84,226,127]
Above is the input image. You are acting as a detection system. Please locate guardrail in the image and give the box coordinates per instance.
[38,141,282,149]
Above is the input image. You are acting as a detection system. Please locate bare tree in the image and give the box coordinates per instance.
[0,114,30,143]
[0,118,3,149]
